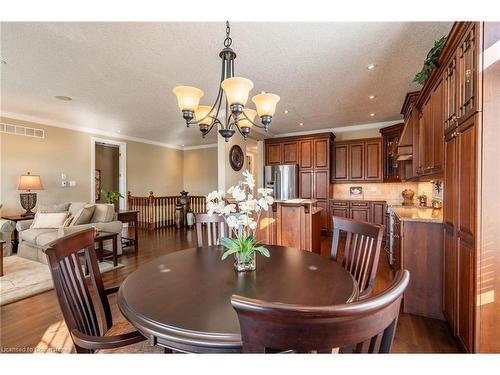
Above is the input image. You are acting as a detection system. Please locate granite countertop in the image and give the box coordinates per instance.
[392,207,443,223]
[273,199,317,205]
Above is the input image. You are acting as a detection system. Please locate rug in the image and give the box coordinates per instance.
[0,255,124,306]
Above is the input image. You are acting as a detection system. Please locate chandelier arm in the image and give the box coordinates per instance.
[201,118,221,137]
[240,109,268,129]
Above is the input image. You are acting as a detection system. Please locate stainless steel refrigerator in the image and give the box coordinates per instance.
[264,164,299,200]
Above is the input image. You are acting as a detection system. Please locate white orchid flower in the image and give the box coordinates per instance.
[231,186,246,201]
[222,203,236,215]
[226,215,240,229]
[257,187,273,196]
[242,170,255,190]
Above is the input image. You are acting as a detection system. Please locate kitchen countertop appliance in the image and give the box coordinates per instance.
[264,164,299,200]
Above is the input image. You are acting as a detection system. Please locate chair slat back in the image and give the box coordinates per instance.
[45,228,112,353]
[231,270,409,353]
[195,213,231,246]
[331,216,385,298]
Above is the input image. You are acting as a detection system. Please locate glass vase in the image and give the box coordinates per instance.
[234,251,256,272]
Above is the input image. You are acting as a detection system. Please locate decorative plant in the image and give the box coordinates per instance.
[414,36,447,85]
[417,193,427,200]
[206,170,274,271]
[101,190,123,204]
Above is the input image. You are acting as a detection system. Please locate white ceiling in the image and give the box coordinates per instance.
[0,22,452,147]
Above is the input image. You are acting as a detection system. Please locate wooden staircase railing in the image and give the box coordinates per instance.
[127,191,206,230]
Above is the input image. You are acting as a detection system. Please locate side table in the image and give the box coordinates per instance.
[117,210,139,251]
[1,214,35,253]
[94,231,118,267]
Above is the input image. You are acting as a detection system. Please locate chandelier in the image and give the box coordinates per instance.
[172,22,280,142]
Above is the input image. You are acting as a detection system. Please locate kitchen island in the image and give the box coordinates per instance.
[255,199,322,253]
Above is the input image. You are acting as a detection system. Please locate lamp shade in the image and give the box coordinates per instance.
[238,108,257,129]
[172,86,204,112]
[221,77,254,106]
[195,105,214,126]
[252,93,280,117]
[17,172,43,191]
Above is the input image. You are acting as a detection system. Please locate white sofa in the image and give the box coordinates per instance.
[16,202,123,265]
[1,219,15,256]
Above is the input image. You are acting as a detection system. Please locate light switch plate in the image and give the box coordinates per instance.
[69,180,77,187]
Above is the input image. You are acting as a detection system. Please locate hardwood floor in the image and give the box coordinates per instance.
[0,227,458,353]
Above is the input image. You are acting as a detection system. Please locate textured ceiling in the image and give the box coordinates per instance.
[0,22,452,147]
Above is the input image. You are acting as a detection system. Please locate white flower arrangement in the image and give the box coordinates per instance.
[206,170,274,263]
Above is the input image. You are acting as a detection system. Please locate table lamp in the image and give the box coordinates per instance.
[17,172,43,216]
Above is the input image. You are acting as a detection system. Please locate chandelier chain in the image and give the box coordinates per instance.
[224,21,232,48]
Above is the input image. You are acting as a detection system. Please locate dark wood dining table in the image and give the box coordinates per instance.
[118,245,359,353]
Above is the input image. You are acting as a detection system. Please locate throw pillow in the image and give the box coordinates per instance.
[71,204,96,226]
[30,212,69,229]
[38,203,71,213]
[63,216,74,227]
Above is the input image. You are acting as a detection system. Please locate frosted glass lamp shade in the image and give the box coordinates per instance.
[252,93,280,117]
[195,105,214,126]
[172,86,204,111]
[238,108,257,129]
[221,77,254,106]
[17,172,43,191]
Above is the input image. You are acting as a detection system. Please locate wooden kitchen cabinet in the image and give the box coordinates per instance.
[431,77,444,173]
[458,24,479,122]
[282,141,298,164]
[380,123,404,182]
[316,200,330,231]
[299,170,313,199]
[349,142,364,180]
[333,138,382,183]
[333,143,348,181]
[399,23,499,352]
[443,132,458,332]
[299,140,313,169]
[314,138,329,168]
[370,201,386,226]
[417,77,444,176]
[444,54,459,135]
[365,139,383,180]
[265,133,335,233]
[330,200,385,227]
[393,214,444,320]
[350,207,369,222]
[266,143,282,165]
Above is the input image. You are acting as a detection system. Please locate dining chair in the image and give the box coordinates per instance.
[45,228,162,353]
[231,269,409,354]
[195,213,231,246]
[331,216,385,299]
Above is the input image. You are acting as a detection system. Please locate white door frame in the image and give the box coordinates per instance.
[90,137,127,210]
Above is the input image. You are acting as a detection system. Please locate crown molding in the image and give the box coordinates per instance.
[0,111,219,151]
[273,119,403,138]
[183,143,218,150]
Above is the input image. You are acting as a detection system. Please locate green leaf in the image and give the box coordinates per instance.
[219,236,237,250]
[221,248,239,260]
[254,246,270,257]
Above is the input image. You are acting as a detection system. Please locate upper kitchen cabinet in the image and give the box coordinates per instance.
[458,23,479,123]
[332,138,383,183]
[379,123,404,182]
[282,141,298,164]
[265,143,282,165]
[417,76,444,177]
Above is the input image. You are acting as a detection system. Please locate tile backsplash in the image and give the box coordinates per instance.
[332,180,443,205]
